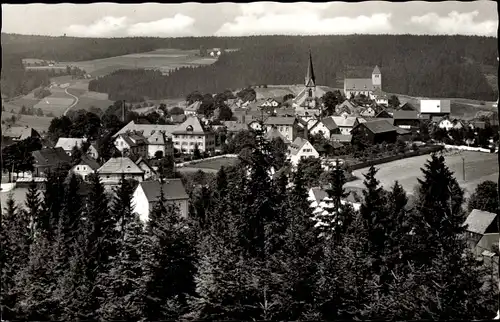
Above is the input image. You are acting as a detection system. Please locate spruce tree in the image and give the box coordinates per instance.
[142,183,197,320]
[40,169,66,240]
[110,173,135,244]
[98,212,145,320]
[58,173,83,263]
[24,180,41,240]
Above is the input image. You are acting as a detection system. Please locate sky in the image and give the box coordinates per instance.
[1,2,498,38]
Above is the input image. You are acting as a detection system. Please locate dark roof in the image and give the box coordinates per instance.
[264,116,297,125]
[139,179,189,202]
[393,110,420,120]
[79,155,100,170]
[400,102,417,111]
[375,109,393,118]
[305,51,316,87]
[32,147,71,167]
[359,120,397,134]
[322,117,338,130]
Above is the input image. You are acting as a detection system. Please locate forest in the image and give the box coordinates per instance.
[3,33,497,101]
[1,125,498,320]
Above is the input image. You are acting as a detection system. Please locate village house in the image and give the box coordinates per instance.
[419,99,451,119]
[71,155,100,181]
[436,117,454,131]
[351,119,398,144]
[184,101,201,116]
[393,110,421,130]
[32,147,71,177]
[97,157,144,185]
[343,66,382,99]
[114,133,149,158]
[260,98,282,109]
[55,138,89,156]
[469,120,487,131]
[464,209,499,258]
[373,88,389,106]
[264,116,300,142]
[375,109,393,119]
[172,116,216,154]
[223,121,250,134]
[265,127,291,144]
[2,126,40,142]
[288,137,319,166]
[335,100,358,116]
[147,131,173,159]
[308,186,363,212]
[330,134,353,144]
[274,107,296,117]
[113,121,178,140]
[331,116,360,135]
[359,106,376,118]
[135,157,156,180]
[132,179,190,222]
[309,117,339,140]
[452,119,467,130]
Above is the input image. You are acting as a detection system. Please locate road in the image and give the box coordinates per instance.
[63,87,79,116]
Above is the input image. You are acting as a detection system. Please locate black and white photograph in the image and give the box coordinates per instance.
[0,1,499,320]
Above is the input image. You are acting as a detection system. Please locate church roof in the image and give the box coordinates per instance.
[344,78,374,91]
[305,51,316,87]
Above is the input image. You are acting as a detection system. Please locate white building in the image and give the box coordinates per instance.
[55,137,87,156]
[132,179,190,222]
[147,131,173,159]
[288,137,319,166]
[343,66,381,99]
[437,118,454,131]
[171,116,216,154]
[71,155,100,181]
[420,99,451,118]
[309,117,338,140]
[97,157,144,185]
[331,116,359,135]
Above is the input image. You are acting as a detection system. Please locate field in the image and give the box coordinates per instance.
[1,112,53,133]
[344,151,499,198]
[183,157,238,171]
[58,48,218,77]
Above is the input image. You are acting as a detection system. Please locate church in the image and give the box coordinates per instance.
[343,66,382,99]
[292,51,326,118]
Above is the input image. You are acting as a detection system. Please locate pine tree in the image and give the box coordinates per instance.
[40,169,67,240]
[24,180,40,240]
[110,173,135,244]
[142,183,197,320]
[58,173,83,263]
[386,181,410,265]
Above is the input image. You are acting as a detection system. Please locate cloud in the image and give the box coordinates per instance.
[65,14,196,37]
[67,16,129,37]
[409,11,498,36]
[215,3,394,36]
[127,14,195,36]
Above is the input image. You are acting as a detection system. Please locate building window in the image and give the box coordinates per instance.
[77,166,80,170]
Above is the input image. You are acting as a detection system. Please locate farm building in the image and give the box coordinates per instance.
[351,119,398,144]
[97,157,144,185]
[392,110,421,130]
[419,99,451,119]
[32,147,71,177]
[3,126,40,142]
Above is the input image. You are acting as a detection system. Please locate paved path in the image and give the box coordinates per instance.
[63,88,79,116]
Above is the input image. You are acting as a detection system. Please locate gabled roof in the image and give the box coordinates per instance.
[400,102,417,111]
[55,138,87,151]
[32,147,71,167]
[305,51,316,87]
[185,100,202,112]
[375,109,393,118]
[2,126,39,140]
[393,110,420,120]
[77,155,100,170]
[97,157,144,174]
[138,179,189,202]
[289,137,312,156]
[330,134,352,143]
[337,100,357,111]
[313,117,338,131]
[113,121,178,138]
[358,119,397,134]
[331,116,357,127]
[148,131,167,145]
[224,121,249,132]
[464,209,497,235]
[264,116,297,126]
[344,78,374,91]
[135,157,154,171]
[172,116,210,135]
[373,65,381,74]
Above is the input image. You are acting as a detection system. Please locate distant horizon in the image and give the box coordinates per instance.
[2,32,498,40]
[2,2,497,38]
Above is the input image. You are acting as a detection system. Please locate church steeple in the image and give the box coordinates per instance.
[305,50,316,87]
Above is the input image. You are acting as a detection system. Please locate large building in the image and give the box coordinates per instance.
[419,99,451,119]
[344,66,382,99]
[171,116,216,154]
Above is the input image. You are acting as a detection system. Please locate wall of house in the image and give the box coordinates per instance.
[374,131,397,144]
[438,120,454,131]
[131,144,148,158]
[138,163,154,180]
[72,164,95,181]
[114,136,130,152]
[310,123,330,139]
[173,133,216,154]
[289,142,319,166]
[339,126,352,135]
[87,146,99,159]
[132,186,150,222]
[99,173,144,185]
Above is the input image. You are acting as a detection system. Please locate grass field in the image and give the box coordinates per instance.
[2,112,53,133]
[183,157,238,171]
[344,151,499,198]
[58,48,218,76]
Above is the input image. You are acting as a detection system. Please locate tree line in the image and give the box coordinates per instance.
[86,34,496,101]
[1,124,498,320]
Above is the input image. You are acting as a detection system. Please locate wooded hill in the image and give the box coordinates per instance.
[3,34,498,101]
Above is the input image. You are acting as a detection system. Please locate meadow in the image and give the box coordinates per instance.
[183,157,238,171]
[1,112,53,133]
[344,150,499,198]
[59,48,218,77]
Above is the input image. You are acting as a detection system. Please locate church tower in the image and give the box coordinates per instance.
[372,65,382,90]
[304,51,317,108]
